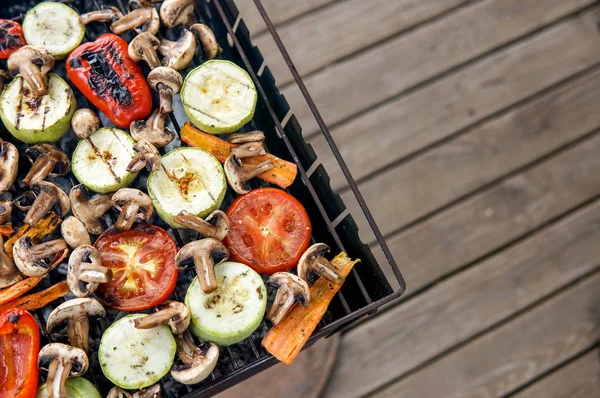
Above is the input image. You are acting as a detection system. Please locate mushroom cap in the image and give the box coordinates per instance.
[13,191,35,212]
[46,298,106,333]
[171,341,219,385]
[7,45,55,78]
[61,216,92,249]
[112,188,154,216]
[127,140,161,173]
[70,184,113,235]
[25,144,70,177]
[189,24,221,60]
[13,237,67,277]
[297,243,344,285]
[158,30,196,71]
[38,343,89,376]
[67,245,111,298]
[31,180,71,216]
[130,109,175,148]
[128,32,160,62]
[175,238,229,266]
[71,108,100,140]
[147,66,183,94]
[0,198,12,225]
[224,155,274,195]
[0,141,19,193]
[134,300,191,335]
[268,272,311,305]
[160,0,195,28]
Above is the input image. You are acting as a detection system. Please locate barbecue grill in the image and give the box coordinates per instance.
[2,0,406,396]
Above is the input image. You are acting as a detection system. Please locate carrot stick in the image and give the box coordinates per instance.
[262,253,360,364]
[0,222,14,237]
[4,213,62,260]
[0,276,44,306]
[0,282,69,313]
[180,123,298,189]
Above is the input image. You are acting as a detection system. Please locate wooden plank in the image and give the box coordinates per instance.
[513,350,600,398]
[286,0,595,142]
[336,8,600,240]
[322,198,600,397]
[369,273,600,398]
[368,68,600,293]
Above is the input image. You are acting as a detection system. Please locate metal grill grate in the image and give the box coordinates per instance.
[2,0,406,396]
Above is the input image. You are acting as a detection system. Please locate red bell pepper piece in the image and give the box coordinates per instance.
[0,308,40,398]
[66,34,152,128]
[0,20,25,59]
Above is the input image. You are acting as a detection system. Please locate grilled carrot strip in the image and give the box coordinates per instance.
[0,222,14,237]
[180,123,298,189]
[4,213,62,260]
[0,277,44,306]
[262,253,360,364]
[0,282,69,313]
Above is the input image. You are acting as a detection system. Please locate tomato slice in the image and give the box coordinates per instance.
[95,223,178,311]
[0,308,40,398]
[0,20,25,60]
[224,188,312,274]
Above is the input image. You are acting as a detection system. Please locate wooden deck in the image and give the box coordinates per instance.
[236,0,600,397]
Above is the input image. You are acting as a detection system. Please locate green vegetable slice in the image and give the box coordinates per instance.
[36,377,101,398]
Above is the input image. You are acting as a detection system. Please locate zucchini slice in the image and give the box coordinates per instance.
[72,128,138,193]
[186,261,267,346]
[36,377,101,398]
[148,147,226,228]
[99,314,176,390]
[22,2,85,59]
[181,60,257,134]
[0,73,76,144]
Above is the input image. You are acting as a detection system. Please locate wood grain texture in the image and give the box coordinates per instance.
[371,273,600,398]
[513,349,600,398]
[369,67,600,292]
[337,7,600,240]
[291,0,594,147]
[323,198,600,397]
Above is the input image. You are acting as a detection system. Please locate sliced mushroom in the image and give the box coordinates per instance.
[71,108,100,140]
[176,238,229,294]
[134,300,190,335]
[79,6,123,25]
[127,140,161,173]
[38,343,89,398]
[22,144,70,186]
[266,272,310,325]
[112,188,154,231]
[67,245,112,298]
[0,69,9,93]
[190,23,221,60]
[111,4,159,36]
[13,191,35,213]
[108,384,161,398]
[0,198,12,225]
[69,184,114,235]
[229,131,267,159]
[13,236,69,277]
[175,210,229,241]
[160,0,195,28]
[158,29,195,71]
[130,108,175,148]
[297,243,344,285]
[24,181,70,227]
[46,298,106,353]
[128,32,161,69]
[147,66,183,114]
[224,155,274,194]
[61,216,92,249]
[0,235,23,289]
[7,45,55,97]
[171,330,219,385]
[0,140,19,194]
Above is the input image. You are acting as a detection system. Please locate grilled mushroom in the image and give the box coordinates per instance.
[176,238,229,294]
[7,46,55,97]
[24,181,70,227]
[129,32,161,69]
[0,140,19,194]
[298,243,344,285]
[224,155,274,194]
[175,210,229,241]
[127,140,161,173]
[61,216,92,249]
[112,188,154,231]
[69,184,114,235]
[130,109,175,148]
[22,144,70,186]
[38,343,89,398]
[13,236,68,277]
[79,6,123,25]
[266,272,310,325]
[111,3,159,36]
[0,235,22,289]
[13,191,35,213]
[160,0,195,28]
[0,199,12,225]
[67,245,112,298]
[229,131,267,158]
[71,108,100,140]
[158,29,195,70]
[134,300,190,335]
[190,23,221,60]
[108,384,161,398]
[148,66,183,114]
[46,298,106,353]
[171,330,219,385]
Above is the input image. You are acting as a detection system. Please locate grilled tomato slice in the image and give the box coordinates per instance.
[95,223,178,311]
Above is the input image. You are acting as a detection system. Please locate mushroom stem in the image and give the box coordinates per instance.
[115,202,140,231]
[66,316,90,353]
[21,62,47,97]
[151,107,169,131]
[46,357,72,398]
[230,142,267,158]
[127,140,161,173]
[241,159,274,179]
[175,330,200,365]
[25,190,56,226]
[195,253,218,294]
[134,307,180,329]
[229,131,265,144]
[79,7,123,25]
[175,210,229,241]
[312,256,344,284]
[267,286,295,326]
[29,239,68,260]
[79,263,112,283]
[157,83,173,114]
[143,46,161,69]
[0,141,18,194]
[111,8,152,34]
[23,157,56,186]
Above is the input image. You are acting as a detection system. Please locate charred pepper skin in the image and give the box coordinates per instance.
[66,34,152,128]
[0,20,25,59]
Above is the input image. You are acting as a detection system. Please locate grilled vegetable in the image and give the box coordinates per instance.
[147,147,227,228]
[0,276,43,306]
[0,73,76,144]
[72,128,138,193]
[181,60,257,134]
[66,34,152,128]
[36,377,101,398]
[185,261,267,346]
[0,282,69,313]
[0,20,25,59]
[99,314,177,389]
[0,308,40,398]
[22,2,85,59]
